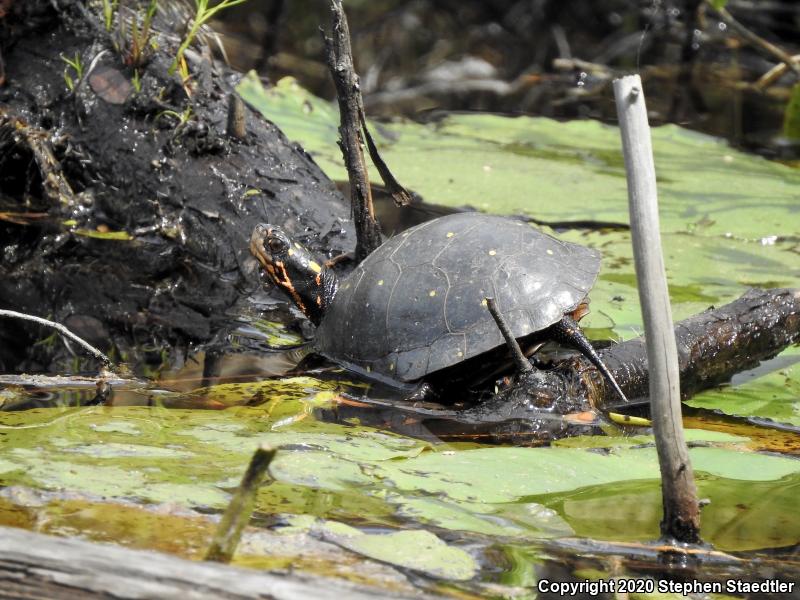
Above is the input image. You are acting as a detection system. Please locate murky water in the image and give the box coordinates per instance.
[2,329,800,597]
[3,186,800,595]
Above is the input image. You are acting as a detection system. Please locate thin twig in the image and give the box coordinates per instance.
[205,444,277,563]
[0,309,112,367]
[359,114,412,207]
[754,55,800,91]
[705,1,800,76]
[552,57,612,78]
[613,75,700,543]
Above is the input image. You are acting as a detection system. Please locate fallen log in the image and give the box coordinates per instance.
[0,525,431,600]
[598,287,800,402]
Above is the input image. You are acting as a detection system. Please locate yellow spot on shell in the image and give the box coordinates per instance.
[308,261,322,273]
[366,365,371,372]
[480,299,488,307]
[457,351,464,357]
[429,290,436,297]
[378,279,384,286]
[294,242,302,249]
[446,232,454,238]
[488,249,497,256]
[546,249,554,255]
[288,248,295,256]
[389,363,394,371]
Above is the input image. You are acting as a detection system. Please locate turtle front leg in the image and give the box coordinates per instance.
[548,316,629,403]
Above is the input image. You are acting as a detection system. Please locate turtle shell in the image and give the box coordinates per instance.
[315,212,601,382]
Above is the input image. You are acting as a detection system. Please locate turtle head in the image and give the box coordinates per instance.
[250,224,338,326]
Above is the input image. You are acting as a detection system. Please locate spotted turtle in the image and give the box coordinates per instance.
[250,212,627,401]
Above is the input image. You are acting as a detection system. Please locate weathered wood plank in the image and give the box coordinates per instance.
[0,526,430,600]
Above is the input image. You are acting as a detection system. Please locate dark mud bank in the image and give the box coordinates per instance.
[0,0,354,373]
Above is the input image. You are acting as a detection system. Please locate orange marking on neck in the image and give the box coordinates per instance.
[274,260,308,316]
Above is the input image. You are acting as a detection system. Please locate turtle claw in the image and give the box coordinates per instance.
[548,316,629,403]
[404,382,437,404]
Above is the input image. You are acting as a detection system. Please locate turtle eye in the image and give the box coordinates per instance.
[268,237,286,254]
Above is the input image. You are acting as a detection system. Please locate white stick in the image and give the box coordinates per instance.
[613,75,700,542]
[0,309,112,367]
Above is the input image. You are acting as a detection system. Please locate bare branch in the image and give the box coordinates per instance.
[706,1,800,76]
[0,309,112,367]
